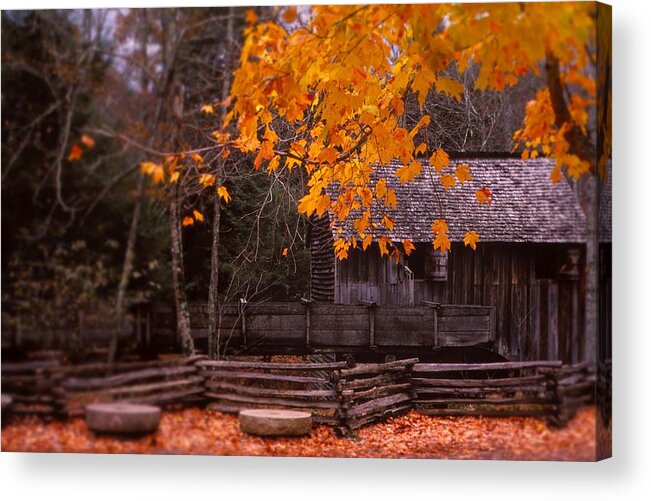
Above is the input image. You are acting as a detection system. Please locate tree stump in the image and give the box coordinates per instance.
[239,409,312,437]
[85,403,161,434]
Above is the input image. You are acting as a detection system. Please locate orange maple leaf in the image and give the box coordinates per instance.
[439,174,456,190]
[192,210,204,223]
[476,187,493,204]
[455,164,472,184]
[67,144,83,162]
[402,239,415,256]
[429,148,449,172]
[80,134,95,149]
[463,230,480,250]
[182,216,194,227]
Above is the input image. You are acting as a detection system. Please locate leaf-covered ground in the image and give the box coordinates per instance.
[1,406,596,461]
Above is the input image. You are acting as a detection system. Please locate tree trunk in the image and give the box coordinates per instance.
[109,12,152,364]
[208,7,235,360]
[169,182,195,356]
[109,171,146,362]
[545,52,598,365]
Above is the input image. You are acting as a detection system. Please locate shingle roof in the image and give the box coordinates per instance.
[330,157,587,243]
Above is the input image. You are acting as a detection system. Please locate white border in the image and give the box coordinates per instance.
[1,0,650,500]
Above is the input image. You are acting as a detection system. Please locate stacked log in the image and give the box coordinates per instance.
[200,358,350,426]
[413,361,562,418]
[1,360,66,417]
[62,356,206,416]
[540,362,596,426]
[335,358,418,434]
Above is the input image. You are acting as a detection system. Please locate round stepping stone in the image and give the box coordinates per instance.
[85,403,161,434]
[239,409,312,437]
[1,395,12,412]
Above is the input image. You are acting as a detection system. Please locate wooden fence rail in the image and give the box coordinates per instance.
[2,356,598,433]
[412,361,595,426]
[138,302,496,355]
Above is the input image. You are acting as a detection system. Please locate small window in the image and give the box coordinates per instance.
[406,243,427,279]
[406,243,448,281]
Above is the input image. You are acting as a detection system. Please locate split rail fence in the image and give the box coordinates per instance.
[2,356,596,433]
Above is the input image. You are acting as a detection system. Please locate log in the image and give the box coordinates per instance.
[204,392,340,409]
[122,387,205,406]
[414,385,548,395]
[414,396,552,406]
[239,409,312,436]
[1,360,61,373]
[68,376,205,399]
[204,380,338,399]
[199,370,329,384]
[63,366,197,391]
[411,375,545,388]
[346,403,412,431]
[412,361,562,373]
[85,403,160,434]
[60,356,205,376]
[417,408,551,417]
[344,392,412,418]
[197,360,352,371]
[337,372,406,391]
[341,383,413,401]
[338,358,418,378]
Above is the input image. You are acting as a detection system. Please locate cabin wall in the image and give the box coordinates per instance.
[333,243,586,363]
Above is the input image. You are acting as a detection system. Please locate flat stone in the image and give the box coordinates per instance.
[85,403,161,434]
[239,409,312,437]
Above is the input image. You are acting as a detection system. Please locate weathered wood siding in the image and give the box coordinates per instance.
[333,243,585,363]
[141,302,495,355]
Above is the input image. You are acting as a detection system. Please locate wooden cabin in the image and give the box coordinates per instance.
[309,157,589,363]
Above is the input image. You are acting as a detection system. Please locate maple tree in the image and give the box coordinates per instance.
[206,3,606,261]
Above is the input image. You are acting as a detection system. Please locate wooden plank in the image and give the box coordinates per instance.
[438,314,490,332]
[437,330,492,346]
[309,329,370,347]
[438,305,492,317]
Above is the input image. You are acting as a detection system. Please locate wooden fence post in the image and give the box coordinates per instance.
[239,298,247,350]
[302,298,312,350]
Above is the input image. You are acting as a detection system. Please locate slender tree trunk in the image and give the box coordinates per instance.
[169,182,195,356]
[109,171,146,362]
[109,12,151,363]
[208,8,235,360]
